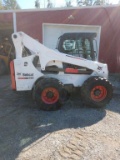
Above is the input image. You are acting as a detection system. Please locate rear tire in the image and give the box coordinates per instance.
[33,78,65,111]
[81,76,113,108]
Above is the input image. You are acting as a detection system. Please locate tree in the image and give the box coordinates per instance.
[65,0,73,7]
[76,0,83,6]
[35,0,40,8]
[47,0,53,8]
[3,0,20,9]
[0,0,3,10]
[0,0,4,9]
[76,0,110,6]
[93,0,105,5]
[76,0,92,6]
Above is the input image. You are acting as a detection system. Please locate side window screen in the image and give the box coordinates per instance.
[62,40,76,51]
[61,38,93,59]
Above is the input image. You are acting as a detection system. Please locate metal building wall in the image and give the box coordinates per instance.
[0,12,13,36]
[1,6,120,73]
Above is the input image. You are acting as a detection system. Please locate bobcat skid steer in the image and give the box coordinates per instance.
[10,32,113,111]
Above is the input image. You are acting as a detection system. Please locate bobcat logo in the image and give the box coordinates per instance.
[97,66,102,70]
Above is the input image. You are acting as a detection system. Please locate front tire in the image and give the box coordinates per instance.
[33,78,64,111]
[81,76,113,108]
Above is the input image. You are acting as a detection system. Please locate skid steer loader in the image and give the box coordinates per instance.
[10,32,113,111]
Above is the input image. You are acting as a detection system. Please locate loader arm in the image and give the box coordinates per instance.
[12,32,108,78]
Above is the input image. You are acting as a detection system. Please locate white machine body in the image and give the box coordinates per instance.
[11,32,108,91]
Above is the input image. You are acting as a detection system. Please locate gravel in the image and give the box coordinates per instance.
[0,74,120,160]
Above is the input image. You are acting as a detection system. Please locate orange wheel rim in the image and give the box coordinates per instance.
[41,87,59,104]
[91,85,107,102]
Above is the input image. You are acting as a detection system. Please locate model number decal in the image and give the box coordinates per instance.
[18,77,34,79]
[17,72,21,76]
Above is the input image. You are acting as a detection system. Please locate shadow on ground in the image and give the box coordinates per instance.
[0,75,108,160]
[107,74,120,114]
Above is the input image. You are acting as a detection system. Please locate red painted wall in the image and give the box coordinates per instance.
[15,6,120,73]
[0,13,13,23]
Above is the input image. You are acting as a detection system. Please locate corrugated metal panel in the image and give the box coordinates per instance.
[10,6,120,72]
[0,12,13,43]
[0,13,13,30]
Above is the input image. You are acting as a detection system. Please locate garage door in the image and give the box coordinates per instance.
[42,23,101,59]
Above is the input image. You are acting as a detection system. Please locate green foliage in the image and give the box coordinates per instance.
[93,0,106,5]
[47,0,53,8]
[3,0,21,10]
[0,0,4,9]
[35,0,40,8]
[65,0,73,7]
[76,0,110,6]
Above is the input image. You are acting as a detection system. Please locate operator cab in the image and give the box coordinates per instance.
[57,32,97,61]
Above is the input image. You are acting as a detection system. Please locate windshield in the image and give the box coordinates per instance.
[57,33,97,61]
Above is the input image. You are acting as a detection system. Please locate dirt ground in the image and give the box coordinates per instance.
[0,74,120,160]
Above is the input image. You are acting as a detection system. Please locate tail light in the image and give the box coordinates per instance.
[10,61,16,90]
